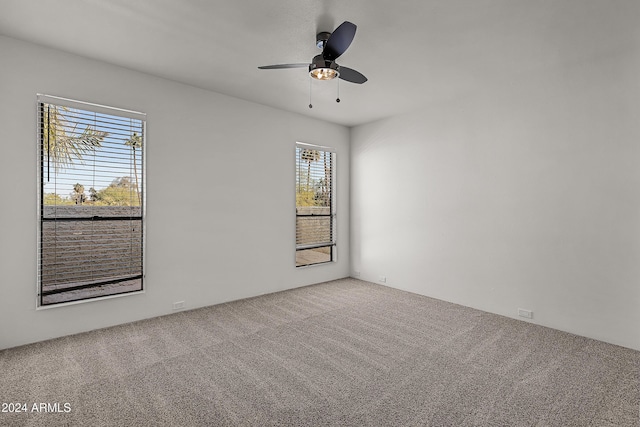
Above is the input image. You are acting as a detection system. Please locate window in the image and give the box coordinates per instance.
[295,142,335,267]
[37,95,145,306]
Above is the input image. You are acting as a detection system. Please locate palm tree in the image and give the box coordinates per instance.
[300,149,321,192]
[322,151,331,206]
[72,183,86,205]
[42,105,107,171]
[124,132,143,206]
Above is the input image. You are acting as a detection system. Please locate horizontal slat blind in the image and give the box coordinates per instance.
[295,143,335,267]
[37,95,145,306]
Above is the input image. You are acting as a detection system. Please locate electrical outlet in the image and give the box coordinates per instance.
[379,276,386,283]
[172,301,185,310]
[518,308,533,319]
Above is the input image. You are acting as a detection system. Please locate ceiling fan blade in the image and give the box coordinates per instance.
[323,21,356,61]
[338,66,367,84]
[258,63,309,70]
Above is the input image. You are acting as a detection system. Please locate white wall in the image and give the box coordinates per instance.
[0,36,350,350]
[351,46,640,350]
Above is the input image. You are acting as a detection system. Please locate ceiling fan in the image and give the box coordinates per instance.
[258,21,367,85]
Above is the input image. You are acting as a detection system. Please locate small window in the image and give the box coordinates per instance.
[37,95,146,306]
[295,142,335,267]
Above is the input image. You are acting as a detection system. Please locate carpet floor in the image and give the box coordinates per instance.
[0,278,638,426]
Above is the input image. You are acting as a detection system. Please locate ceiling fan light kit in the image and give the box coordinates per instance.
[258,21,367,107]
[309,55,339,80]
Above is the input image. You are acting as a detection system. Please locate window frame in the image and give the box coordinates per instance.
[36,94,147,308]
[295,142,336,267]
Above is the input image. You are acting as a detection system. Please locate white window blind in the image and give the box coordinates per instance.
[37,95,146,306]
[295,142,335,267]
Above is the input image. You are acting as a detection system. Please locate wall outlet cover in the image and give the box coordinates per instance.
[518,308,533,319]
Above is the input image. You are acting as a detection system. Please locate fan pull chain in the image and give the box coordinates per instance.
[336,78,341,103]
[309,78,313,108]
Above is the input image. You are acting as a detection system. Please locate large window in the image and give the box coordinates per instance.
[295,142,335,267]
[37,95,145,306]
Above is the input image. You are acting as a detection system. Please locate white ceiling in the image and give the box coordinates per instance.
[0,0,637,127]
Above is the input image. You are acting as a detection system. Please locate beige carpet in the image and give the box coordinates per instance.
[1,278,638,426]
